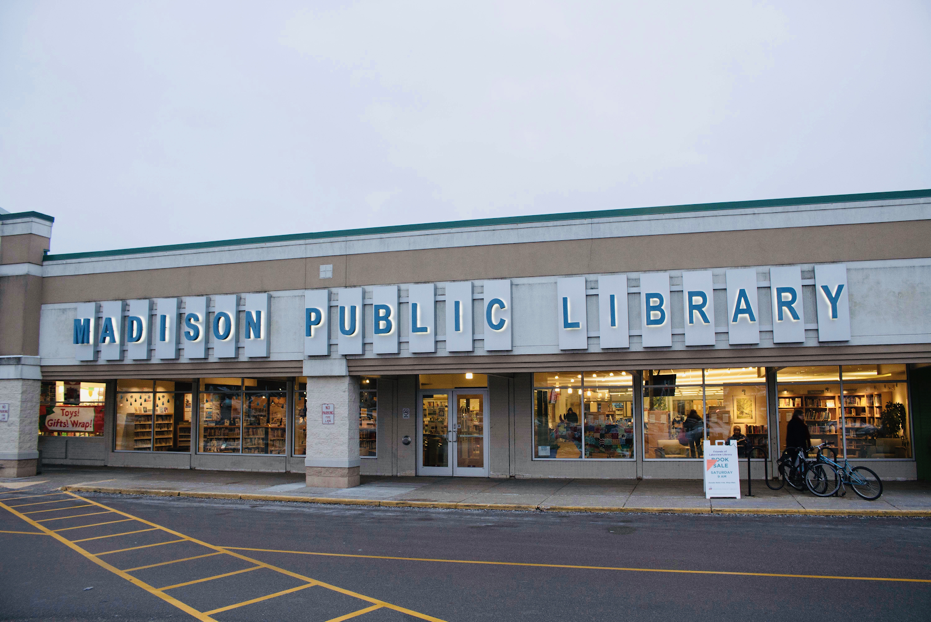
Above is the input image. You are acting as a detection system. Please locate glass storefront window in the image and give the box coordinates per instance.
[776,367,844,458]
[643,368,769,460]
[841,365,911,459]
[583,386,634,458]
[200,379,242,454]
[360,378,377,457]
[644,383,704,459]
[115,380,193,452]
[39,381,106,437]
[534,385,582,458]
[705,385,767,458]
[777,364,913,460]
[533,371,633,459]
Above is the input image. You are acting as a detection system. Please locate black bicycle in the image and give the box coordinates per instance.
[770,444,837,492]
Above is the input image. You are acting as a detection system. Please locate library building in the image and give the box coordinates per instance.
[1,189,930,487]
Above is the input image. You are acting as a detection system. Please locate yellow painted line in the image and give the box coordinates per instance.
[0,498,217,622]
[1,493,67,501]
[36,510,112,523]
[55,493,445,621]
[159,565,263,591]
[23,504,93,515]
[203,583,315,616]
[72,528,161,543]
[55,518,136,532]
[10,498,81,508]
[96,539,188,556]
[225,547,931,585]
[0,529,47,535]
[325,604,383,621]
[123,552,224,572]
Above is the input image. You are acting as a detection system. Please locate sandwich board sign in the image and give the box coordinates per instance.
[703,440,741,499]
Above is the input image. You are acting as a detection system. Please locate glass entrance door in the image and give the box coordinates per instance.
[417,389,488,477]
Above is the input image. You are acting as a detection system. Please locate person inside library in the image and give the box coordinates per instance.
[683,409,703,458]
[785,408,812,469]
[728,425,748,457]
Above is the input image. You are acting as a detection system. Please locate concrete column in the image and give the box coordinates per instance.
[0,211,52,478]
[0,359,42,477]
[304,375,361,488]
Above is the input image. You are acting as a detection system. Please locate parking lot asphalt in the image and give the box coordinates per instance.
[1,480,930,621]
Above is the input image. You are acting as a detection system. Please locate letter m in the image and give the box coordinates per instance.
[73,318,91,344]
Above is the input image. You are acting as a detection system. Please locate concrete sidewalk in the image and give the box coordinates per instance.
[4,466,931,516]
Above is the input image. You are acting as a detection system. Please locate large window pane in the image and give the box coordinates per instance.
[842,365,910,459]
[243,391,286,454]
[706,385,767,457]
[114,380,194,452]
[644,384,704,459]
[39,381,106,437]
[583,386,633,458]
[777,383,843,457]
[116,391,154,450]
[360,378,377,457]
[533,387,582,458]
[200,379,242,453]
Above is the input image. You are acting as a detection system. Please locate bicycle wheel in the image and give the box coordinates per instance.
[805,463,839,497]
[849,466,883,500]
[779,462,805,491]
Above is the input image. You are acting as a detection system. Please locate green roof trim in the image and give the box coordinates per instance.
[43,188,931,262]
[0,211,55,223]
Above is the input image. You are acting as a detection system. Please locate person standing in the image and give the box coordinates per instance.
[785,409,811,451]
[683,409,704,458]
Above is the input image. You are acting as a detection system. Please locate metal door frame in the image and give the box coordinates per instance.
[416,389,489,477]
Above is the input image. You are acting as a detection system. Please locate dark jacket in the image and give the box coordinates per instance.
[785,416,811,450]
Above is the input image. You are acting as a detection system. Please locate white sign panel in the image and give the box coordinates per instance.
[640,272,671,348]
[726,269,760,345]
[402,407,411,419]
[322,402,335,425]
[304,289,330,357]
[770,266,805,344]
[703,440,741,499]
[682,271,716,346]
[126,299,151,361]
[444,281,473,352]
[182,296,208,359]
[557,277,587,350]
[482,280,512,351]
[243,293,269,358]
[408,283,436,354]
[598,274,629,349]
[372,286,399,355]
[154,298,179,360]
[99,300,123,361]
[73,302,97,362]
[815,264,850,342]
[337,288,364,355]
[212,294,239,359]
[0,403,9,422]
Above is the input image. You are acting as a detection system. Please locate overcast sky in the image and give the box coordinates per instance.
[1,1,929,254]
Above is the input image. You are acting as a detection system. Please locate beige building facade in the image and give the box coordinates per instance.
[3,190,931,485]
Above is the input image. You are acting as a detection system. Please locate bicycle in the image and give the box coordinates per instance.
[772,444,837,492]
[804,443,884,500]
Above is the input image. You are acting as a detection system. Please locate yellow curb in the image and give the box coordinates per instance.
[55,486,931,517]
